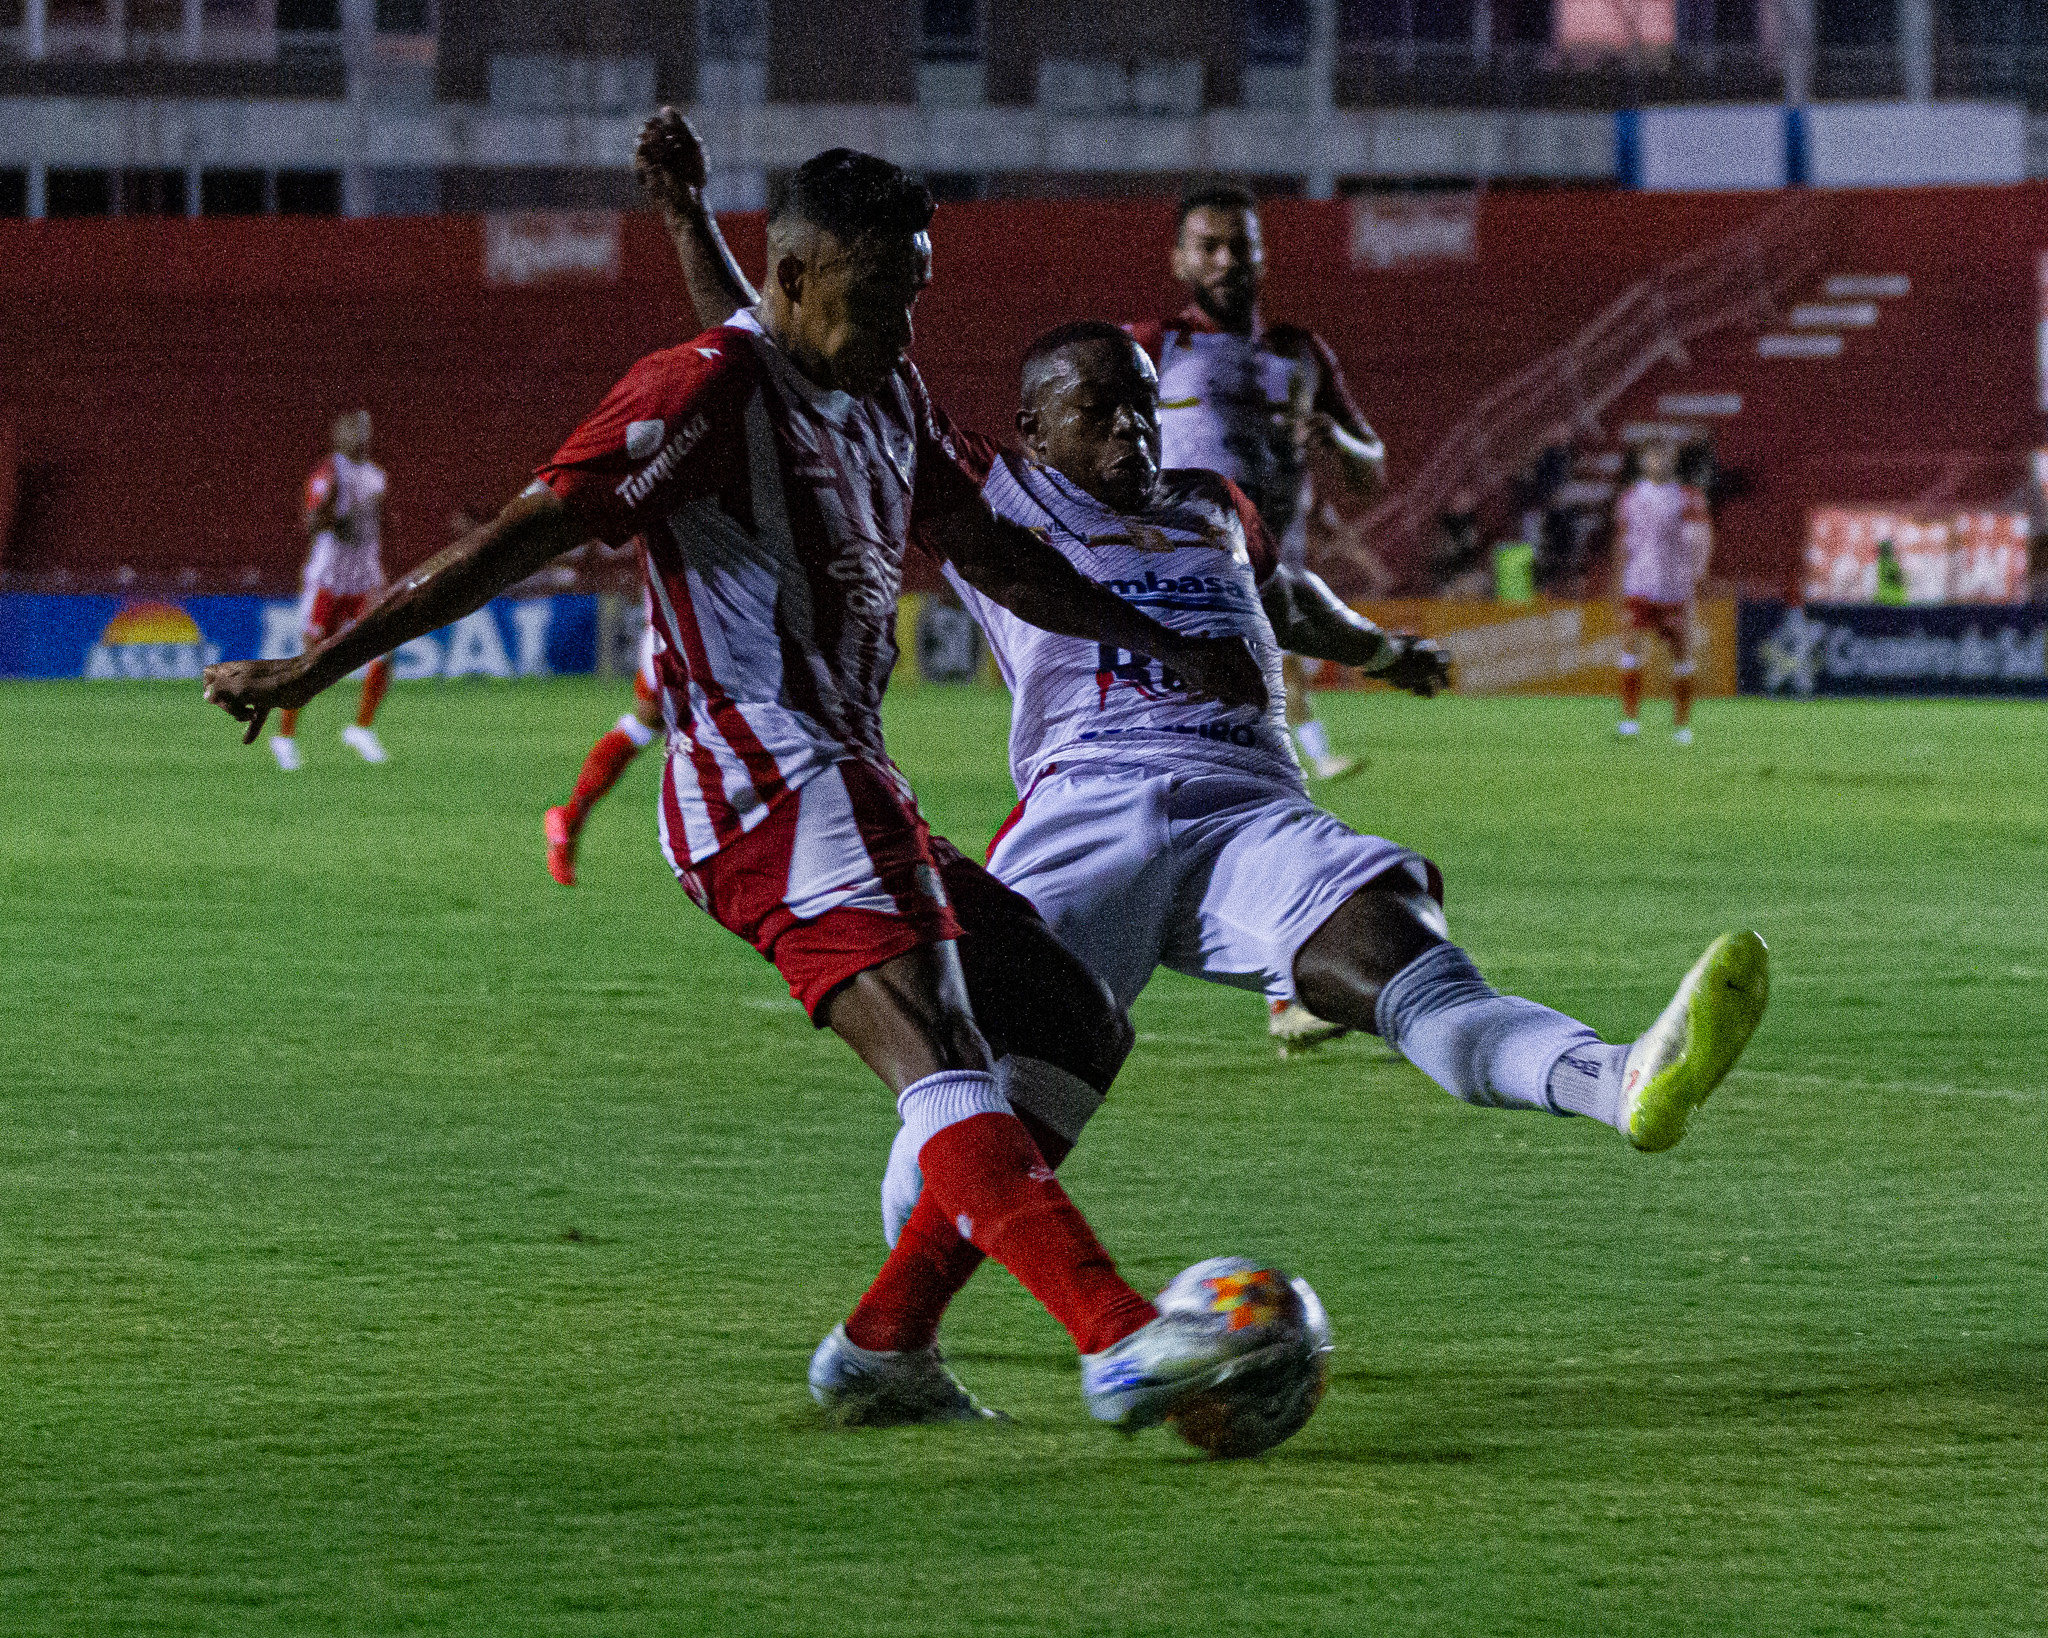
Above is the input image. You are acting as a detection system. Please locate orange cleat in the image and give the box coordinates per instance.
[545,805,580,887]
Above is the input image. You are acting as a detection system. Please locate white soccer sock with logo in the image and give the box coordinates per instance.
[881,1056,1103,1246]
[1374,943,1627,1129]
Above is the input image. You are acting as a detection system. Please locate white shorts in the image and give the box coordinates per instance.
[986,761,1435,1009]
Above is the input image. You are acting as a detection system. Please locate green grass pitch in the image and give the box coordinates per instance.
[3,678,2044,1637]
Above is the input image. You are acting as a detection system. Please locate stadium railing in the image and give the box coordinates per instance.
[1332,189,1832,596]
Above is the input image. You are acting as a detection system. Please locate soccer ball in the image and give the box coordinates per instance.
[1156,1256,1334,1459]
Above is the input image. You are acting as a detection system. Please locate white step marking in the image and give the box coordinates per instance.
[1758,332,1844,358]
[1793,301,1878,328]
[1656,392,1743,418]
[1823,273,1911,299]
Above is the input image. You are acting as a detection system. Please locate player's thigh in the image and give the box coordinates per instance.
[938,841,1132,1093]
[1167,777,1437,1007]
[820,939,993,1093]
[1291,877,1449,1031]
[986,765,1178,1014]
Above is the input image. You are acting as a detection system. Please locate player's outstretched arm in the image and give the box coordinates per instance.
[202,488,581,742]
[931,502,1268,712]
[635,106,757,329]
[1261,565,1448,697]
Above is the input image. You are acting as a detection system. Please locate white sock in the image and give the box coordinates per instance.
[1374,943,1612,1120]
[880,1057,1100,1246]
[616,712,656,748]
[1295,719,1333,764]
[880,1068,1011,1247]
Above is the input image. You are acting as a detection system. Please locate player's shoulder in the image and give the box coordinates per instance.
[1157,469,1264,559]
[1158,466,1237,511]
[632,326,761,393]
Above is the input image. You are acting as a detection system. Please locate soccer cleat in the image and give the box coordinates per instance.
[1672,726,1694,746]
[1269,999,1348,1058]
[1621,931,1769,1153]
[545,805,579,887]
[1310,753,1365,782]
[341,724,388,764]
[807,1323,1007,1426]
[270,735,301,772]
[1081,1290,1299,1435]
[1617,719,1641,738]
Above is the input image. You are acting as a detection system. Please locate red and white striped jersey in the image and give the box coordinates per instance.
[1617,478,1712,604]
[535,309,982,866]
[301,452,387,597]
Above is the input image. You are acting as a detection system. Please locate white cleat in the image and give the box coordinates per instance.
[1617,718,1641,738]
[1672,726,1694,746]
[1311,753,1365,782]
[1081,1296,1296,1434]
[1621,931,1770,1153]
[807,1324,1007,1426]
[269,735,301,772]
[1269,1000,1348,1059]
[341,724,388,764]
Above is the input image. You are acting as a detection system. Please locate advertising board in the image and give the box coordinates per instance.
[1738,601,2048,698]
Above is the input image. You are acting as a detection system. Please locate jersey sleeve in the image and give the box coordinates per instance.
[906,373,994,528]
[1123,318,1167,364]
[534,336,751,548]
[304,460,334,513]
[1220,476,1281,585]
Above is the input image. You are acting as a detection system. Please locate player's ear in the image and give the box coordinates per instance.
[1015,404,1041,455]
[773,252,806,305]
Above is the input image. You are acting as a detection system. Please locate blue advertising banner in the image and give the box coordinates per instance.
[1738,601,2048,698]
[0,594,596,681]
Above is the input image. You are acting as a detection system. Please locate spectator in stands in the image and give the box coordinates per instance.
[1430,488,1490,600]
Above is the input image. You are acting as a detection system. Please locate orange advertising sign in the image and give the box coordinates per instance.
[1309,598,1737,698]
[1802,507,2029,604]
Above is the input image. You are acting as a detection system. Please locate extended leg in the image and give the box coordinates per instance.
[1284,652,1358,781]
[547,688,661,886]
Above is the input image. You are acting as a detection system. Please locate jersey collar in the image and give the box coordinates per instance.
[1178,300,1263,342]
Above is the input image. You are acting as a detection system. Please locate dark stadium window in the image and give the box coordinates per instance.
[1818,0,1896,45]
[1246,0,1308,65]
[1340,0,1472,44]
[374,0,429,31]
[201,169,268,216]
[1490,0,1551,44]
[45,169,113,218]
[119,168,189,217]
[0,170,25,218]
[275,0,340,28]
[277,170,343,216]
[921,0,978,56]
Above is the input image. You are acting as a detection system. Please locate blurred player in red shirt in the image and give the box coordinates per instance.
[271,410,393,771]
[207,144,1284,1436]
[1613,440,1712,744]
[544,591,662,885]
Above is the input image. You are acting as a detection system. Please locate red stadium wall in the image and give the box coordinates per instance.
[1,183,2041,596]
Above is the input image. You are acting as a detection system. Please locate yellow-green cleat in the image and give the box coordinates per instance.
[1620,931,1769,1153]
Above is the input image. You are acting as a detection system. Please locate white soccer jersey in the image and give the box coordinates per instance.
[301,452,387,596]
[941,452,1299,796]
[536,309,983,868]
[1143,323,1305,517]
[1618,478,1711,604]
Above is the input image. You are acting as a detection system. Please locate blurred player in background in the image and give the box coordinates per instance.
[544,596,662,886]
[271,409,392,771]
[1614,439,1712,745]
[1128,182,1387,785]
[210,143,1283,1437]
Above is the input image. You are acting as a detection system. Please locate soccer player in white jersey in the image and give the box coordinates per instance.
[1614,439,1713,744]
[270,410,393,771]
[1127,181,1387,786]
[205,146,1293,1439]
[635,122,1770,1355]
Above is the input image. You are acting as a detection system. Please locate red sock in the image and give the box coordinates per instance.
[567,729,642,825]
[844,1112,1073,1353]
[847,1113,1148,1357]
[1620,667,1643,718]
[1673,672,1694,727]
[356,657,390,727]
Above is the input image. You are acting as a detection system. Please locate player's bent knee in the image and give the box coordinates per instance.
[1293,881,1448,1032]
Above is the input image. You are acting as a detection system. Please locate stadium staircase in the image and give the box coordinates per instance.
[1343,191,2038,599]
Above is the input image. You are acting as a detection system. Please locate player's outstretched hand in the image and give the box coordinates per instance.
[1172,634,1270,712]
[634,106,709,216]
[202,658,317,745]
[1375,633,1451,698]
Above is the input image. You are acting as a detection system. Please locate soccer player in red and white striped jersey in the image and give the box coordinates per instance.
[206,144,1280,1437]
[1613,440,1713,743]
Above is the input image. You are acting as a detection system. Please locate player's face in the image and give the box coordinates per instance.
[1023,339,1163,515]
[1642,442,1675,482]
[792,231,933,396]
[1172,205,1264,329]
[334,411,371,459]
